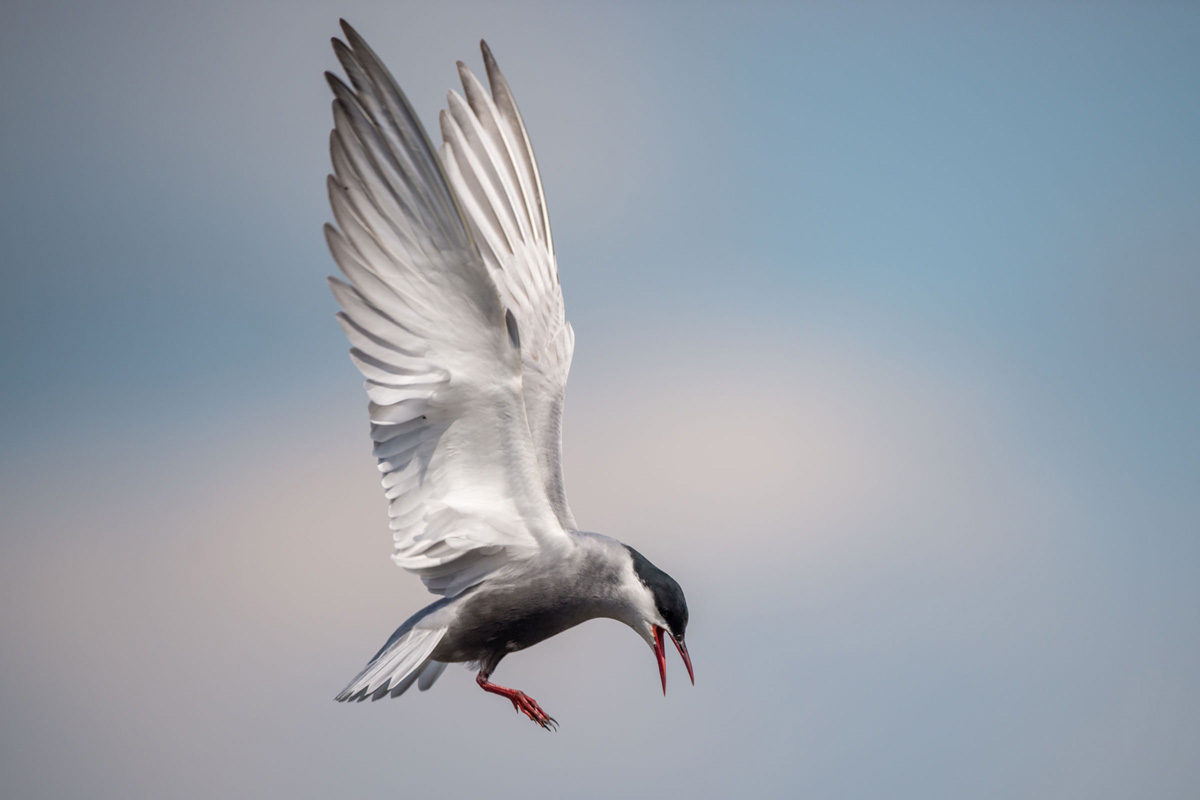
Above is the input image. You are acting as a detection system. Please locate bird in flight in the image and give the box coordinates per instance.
[322,20,692,729]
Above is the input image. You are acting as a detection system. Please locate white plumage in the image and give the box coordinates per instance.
[325,25,572,602]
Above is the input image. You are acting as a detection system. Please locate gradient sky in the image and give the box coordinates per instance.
[2,1,1198,798]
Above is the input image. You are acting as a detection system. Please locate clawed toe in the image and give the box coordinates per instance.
[513,693,557,731]
[478,672,559,731]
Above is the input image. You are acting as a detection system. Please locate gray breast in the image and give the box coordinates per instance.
[432,545,626,667]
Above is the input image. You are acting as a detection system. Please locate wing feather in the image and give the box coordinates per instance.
[325,22,569,598]
[440,43,578,530]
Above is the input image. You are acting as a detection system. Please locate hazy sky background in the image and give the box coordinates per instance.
[2,1,1198,797]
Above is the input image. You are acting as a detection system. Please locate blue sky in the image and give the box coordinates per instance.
[2,2,1198,798]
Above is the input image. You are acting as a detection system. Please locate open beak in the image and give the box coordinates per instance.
[652,626,695,695]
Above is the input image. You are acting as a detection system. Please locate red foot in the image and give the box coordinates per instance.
[476,671,558,730]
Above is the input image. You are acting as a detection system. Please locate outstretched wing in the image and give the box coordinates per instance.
[325,21,569,597]
[438,43,577,531]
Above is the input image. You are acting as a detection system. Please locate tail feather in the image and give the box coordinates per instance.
[336,626,446,702]
[417,660,448,691]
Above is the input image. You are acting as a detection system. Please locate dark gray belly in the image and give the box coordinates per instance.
[432,557,623,667]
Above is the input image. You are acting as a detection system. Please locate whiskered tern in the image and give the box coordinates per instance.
[323,21,692,729]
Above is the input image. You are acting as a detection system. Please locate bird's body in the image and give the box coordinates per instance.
[322,21,692,728]
[351,534,645,680]
[434,534,633,667]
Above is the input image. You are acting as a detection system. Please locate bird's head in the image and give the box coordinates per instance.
[625,545,693,694]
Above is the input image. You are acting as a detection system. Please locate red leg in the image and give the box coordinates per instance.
[476,671,558,730]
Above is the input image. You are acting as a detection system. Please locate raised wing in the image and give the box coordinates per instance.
[325,22,569,597]
[438,43,577,531]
